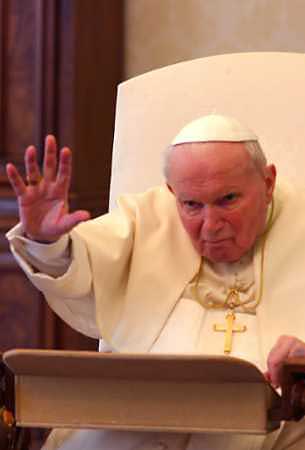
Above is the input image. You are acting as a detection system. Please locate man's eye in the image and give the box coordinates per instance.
[183,201,203,210]
[218,193,238,205]
[224,193,237,201]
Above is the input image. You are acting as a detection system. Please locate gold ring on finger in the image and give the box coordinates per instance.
[26,175,43,186]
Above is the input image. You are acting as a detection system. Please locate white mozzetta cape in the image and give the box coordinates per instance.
[8,182,305,360]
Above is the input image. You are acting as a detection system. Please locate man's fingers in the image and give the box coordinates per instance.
[57,210,90,235]
[43,135,58,182]
[288,345,305,358]
[56,147,72,192]
[25,146,42,184]
[267,336,292,386]
[6,163,27,196]
[267,336,305,386]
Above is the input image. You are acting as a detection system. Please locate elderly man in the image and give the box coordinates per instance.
[6,114,305,450]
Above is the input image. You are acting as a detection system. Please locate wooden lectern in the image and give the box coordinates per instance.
[2,350,281,434]
[3,350,305,450]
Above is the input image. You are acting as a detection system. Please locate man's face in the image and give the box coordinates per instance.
[167,142,276,263]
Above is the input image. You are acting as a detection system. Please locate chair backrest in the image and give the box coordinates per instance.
[110,52,305,209]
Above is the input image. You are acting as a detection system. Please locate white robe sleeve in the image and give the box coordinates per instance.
[6,223,100,339]
[5,186,199,350]
[6,223,71,277]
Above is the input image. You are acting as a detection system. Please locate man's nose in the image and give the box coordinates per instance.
[201,205,224,235]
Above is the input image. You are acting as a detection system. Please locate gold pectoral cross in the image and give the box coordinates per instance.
[213,311,247,354]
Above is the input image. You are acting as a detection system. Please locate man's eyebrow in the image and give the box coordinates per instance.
[178,186,240,201]
[178,194,203,201]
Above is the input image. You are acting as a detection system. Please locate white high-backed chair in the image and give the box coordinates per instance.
[45,52,305,449]
[99,51,305,354]
[110,52,305,211]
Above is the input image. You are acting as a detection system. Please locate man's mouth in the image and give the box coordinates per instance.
[203,238,231,245]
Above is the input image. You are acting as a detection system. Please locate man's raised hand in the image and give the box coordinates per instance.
[6,135,90,242]
[266,335,305,388]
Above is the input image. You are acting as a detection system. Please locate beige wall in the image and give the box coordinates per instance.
[124,0,305,79]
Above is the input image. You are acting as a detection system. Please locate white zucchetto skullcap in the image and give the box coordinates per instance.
[171,114,258,145]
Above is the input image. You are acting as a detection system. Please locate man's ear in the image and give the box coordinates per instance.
[264,164,277,203]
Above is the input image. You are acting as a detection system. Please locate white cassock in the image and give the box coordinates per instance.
[7,181,305,450]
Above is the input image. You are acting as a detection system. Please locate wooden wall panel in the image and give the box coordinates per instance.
[1,0,38,166]
[57,0,124,215]
[0,0,123,355]
[0,2,123,447]
[0,0,4,156]
[0,264,41,351]
[0,0,58,169]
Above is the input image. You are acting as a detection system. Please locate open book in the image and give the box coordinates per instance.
[3,349,281,434]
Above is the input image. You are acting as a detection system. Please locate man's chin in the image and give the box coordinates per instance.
[205,254,240,263]
[198,242,242,263]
